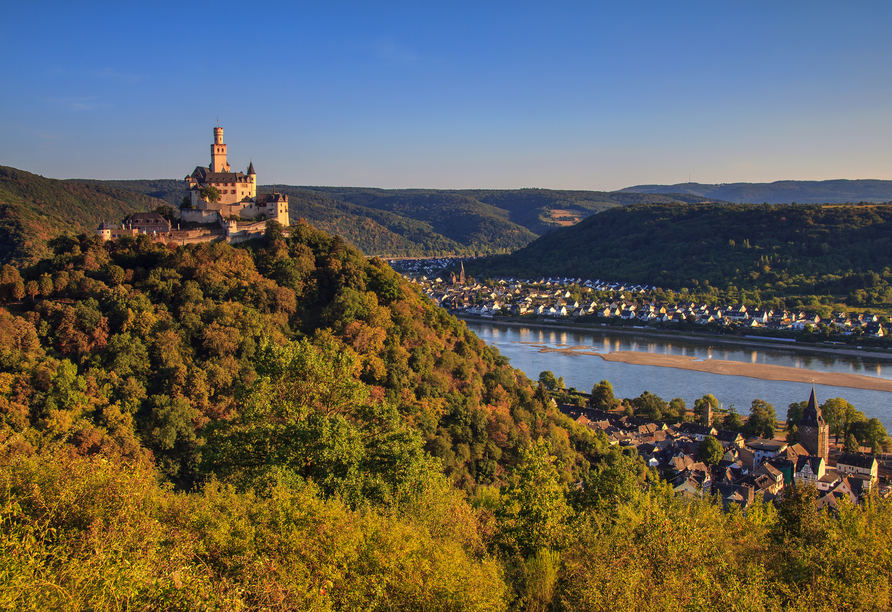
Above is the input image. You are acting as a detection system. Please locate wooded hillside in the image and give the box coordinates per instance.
[0,166,165,265]
[77,175,724,256]
[1,222,891,610]
[472,202,892,306]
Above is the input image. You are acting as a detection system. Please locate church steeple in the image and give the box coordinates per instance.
[798,386,829,460]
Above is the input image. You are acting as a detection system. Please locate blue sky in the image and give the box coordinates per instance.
[1,1,890,190]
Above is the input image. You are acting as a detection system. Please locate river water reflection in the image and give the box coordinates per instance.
[464,320,892,430]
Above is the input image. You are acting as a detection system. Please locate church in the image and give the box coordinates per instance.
[798,387,830,460]
[180,126,289,227]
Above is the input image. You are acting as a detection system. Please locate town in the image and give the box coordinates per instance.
[555,390,884,510]
[393,257,889,339]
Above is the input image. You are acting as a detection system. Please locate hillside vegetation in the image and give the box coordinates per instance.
[78,175,723,256]
[0,166,165,265]
[472,202,892,308]
[621,179,892,204]
[1,223,891,609]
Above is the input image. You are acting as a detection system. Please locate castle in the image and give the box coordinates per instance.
[181,126,289,227]
[99,126,289,244]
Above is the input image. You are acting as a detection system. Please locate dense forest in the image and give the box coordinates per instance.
[0,166,167,266]
[1,222,891,610]
[471,202,892,310]
[620,179,892,205]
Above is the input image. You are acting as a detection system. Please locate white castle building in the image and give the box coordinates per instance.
[181,126,289,227]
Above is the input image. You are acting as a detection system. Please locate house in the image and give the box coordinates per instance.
[794,455,825,485]
[745,439,788,468]
[835,453,879,488]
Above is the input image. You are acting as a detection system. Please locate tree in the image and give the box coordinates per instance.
[773,483,822,545]
[694,394,719,425]
[667,397,686,420]
[786,401,807,431]
[538,371,557,391]
[697,435,724,466]
[590,379,619,410]
[723,407,743,432]
[497,439,571,557]
[845,433,860,453]
[820,397,852,443]
[863,418,890,455]
[632,391,667,421]
[747,399,777,439]
[154,204,177,222]
[199,185,221,203]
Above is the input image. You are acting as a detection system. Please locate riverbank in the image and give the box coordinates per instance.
[457,314,892,362]
[543,349,892,393]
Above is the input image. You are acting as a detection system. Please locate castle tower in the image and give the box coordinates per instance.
[210,126,230,173]
[798,387,829,460]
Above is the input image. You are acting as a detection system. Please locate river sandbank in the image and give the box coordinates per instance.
[458,315,892,362]
[535,347,892,392]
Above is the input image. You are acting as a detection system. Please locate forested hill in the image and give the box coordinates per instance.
[0,166,165,265]
[3,221,892,609]
[471,202,892,300]
[620,179,892,204]
[79,176,724,256]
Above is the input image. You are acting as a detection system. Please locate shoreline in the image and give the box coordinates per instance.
[458,314,892,362]
[577,350,892,393]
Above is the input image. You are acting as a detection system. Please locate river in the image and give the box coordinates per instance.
[464,320,892,430]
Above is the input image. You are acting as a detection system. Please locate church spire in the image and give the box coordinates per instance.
[806,385,818,413]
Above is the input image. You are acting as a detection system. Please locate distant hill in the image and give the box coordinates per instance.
[81,179,723,256]
[0,166,165,265]
[74,178,185,207]
[619,179,892,204]
[470,202,892,300]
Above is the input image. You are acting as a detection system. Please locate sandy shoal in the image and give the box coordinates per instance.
[585,351,892,392]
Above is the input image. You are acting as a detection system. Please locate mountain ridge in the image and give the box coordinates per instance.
[619,179,892,204]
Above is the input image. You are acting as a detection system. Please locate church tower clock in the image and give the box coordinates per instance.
[798,387,829,459]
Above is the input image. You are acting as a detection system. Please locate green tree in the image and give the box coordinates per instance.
[538,371,557,391]
[820,397,851,442]
[747,399,777,439]
[697,435,724,466]
[590,379,619,410]
[694,394,719,425]
[786,401,807,431]
[154,204,177,222]
[632,390,667,421]
[723,407,744,432]
[668,397,686,420]
[772,483,822,545]
[497,439,571,557]
[569,449,645,515]
[863,418,890,455]
[199,186,221,203]
[845,433,860,453]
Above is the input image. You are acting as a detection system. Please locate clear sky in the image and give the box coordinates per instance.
[1,1,890,191]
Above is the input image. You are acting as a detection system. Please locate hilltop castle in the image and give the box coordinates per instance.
[99,126,290,244]
[181,126,289,226]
